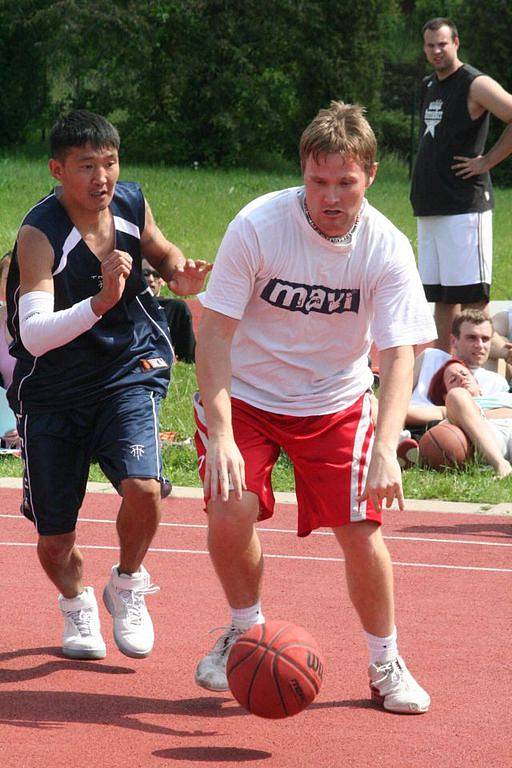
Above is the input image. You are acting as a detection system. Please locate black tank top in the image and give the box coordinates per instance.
[6,182,173,413]
[410,64,494,216]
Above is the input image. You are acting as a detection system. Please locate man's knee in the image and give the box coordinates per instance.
[207,491,260,533]
[120,477,161,511]
[333,519,383,555]
[37,531,77,563]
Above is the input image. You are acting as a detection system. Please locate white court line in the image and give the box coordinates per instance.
[1,513,510,548]
[0,540,510,573]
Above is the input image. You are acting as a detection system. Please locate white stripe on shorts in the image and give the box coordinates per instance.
[350,392,374,522]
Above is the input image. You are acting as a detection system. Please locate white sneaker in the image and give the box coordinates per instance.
[59,587,106,660]
[368,656,431,714]
[195,626,244,691]
[103,564,159,658]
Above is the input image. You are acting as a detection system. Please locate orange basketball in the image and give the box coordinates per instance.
[419,423,473,470]
[226,620,324,719]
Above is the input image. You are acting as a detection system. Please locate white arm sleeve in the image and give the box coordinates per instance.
[19,290,101,357]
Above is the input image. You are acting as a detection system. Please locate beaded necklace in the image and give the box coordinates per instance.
[302,194,360,246]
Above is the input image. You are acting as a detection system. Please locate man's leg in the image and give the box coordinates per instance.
[103,477,162,658]
[434,301,459,353]
[117,477,161,573]
[37,531,84,598]
[36,534,106,660]
[333,520,430,714]
[20,410,105,660]
[332,520,394,636]
[207,491,263,607]
[195,490,264,691]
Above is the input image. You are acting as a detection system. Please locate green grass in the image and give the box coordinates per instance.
[2,149,512,503]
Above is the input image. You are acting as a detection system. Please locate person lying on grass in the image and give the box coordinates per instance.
[427,357,512,478]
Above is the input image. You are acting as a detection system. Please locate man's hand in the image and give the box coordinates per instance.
[451,154,489,179]
[168,259,212,296]
[91,249,132,316]
[499,341,512,364]
[358,447,404,513]
[204,434,246,502]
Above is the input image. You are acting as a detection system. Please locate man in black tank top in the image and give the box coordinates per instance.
[6,110,211,662]
[410,17,512,352]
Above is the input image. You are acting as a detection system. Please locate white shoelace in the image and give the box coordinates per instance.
[207,626,243,656]
[67,608,95,637]
[374,659,404,691]
[117,584,160,625]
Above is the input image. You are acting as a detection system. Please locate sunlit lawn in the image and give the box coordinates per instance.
[1,150,512,502]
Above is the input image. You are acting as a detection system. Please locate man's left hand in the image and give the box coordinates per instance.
[452,154,489,179]
[357,449,404,512]
[168,259,212,296]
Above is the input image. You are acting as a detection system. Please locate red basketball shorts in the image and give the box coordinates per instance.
[193,392,380,536]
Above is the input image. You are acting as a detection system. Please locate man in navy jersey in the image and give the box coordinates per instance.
[6,110,210,660]
[410,17,512,352]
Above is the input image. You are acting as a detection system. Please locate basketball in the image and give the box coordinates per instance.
[226,620,324,719]
[418,423,473,470]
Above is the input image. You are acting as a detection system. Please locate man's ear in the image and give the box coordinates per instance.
[48,158,63,182]
[366,162,378,188]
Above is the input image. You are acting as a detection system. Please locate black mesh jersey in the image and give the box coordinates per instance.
[410,64,494,216]
[6,181,173,413]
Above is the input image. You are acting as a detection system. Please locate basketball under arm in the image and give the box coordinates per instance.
[19,290,101,357]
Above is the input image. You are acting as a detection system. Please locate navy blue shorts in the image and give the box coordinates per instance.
[18,387,168,536]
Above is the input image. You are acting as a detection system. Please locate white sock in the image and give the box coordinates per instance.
[231,601,265,631]
[365,626,398,664]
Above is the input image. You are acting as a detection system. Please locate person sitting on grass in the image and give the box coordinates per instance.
[488,307,512,381]
[396,309,509,469]
[0,251,18,448]
[141,259,196,363]
[426,357,512,478]
[407,309,508,427]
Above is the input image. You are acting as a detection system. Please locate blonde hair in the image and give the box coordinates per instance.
[299,101,377,176]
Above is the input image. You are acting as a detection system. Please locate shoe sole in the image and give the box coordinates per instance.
[62,647,106,660]
[371,688,430,714]
[194,671,229,693]
[103,588,153,659]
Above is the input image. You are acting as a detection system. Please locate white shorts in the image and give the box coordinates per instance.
[488,418,512,460]
[417,211,492,304]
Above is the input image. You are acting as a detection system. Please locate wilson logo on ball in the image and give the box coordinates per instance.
[307,651,323,679]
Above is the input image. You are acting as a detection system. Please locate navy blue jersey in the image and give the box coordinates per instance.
[6,181,173,413]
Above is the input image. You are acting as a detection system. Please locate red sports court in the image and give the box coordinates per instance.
[0,484,510,768]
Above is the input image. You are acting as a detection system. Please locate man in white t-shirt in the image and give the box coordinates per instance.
[397,309,508,467]
[407,309,507,423]
[193,101,436,714]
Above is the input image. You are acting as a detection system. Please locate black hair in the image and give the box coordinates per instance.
[49,109,120,160]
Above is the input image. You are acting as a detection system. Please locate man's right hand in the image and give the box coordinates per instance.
[91,249,132,316]
[204,434,246,502]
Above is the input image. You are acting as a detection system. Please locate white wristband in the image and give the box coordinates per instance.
[19,290,100,357]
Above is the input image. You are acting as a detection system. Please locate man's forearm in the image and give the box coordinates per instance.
[196,336,234,439]
[374,346,415,452]
[483,122,512,171]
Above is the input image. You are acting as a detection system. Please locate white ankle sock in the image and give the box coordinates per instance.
[231,601,265,631]
[365,626,398,664]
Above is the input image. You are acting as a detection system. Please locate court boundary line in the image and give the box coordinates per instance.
[0,540,510,573]
[0,512,509,548]
[0,513,512,548]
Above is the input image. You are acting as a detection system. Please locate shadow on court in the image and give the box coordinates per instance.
[0,687,375,735]
[153,746,272,762]
[0,646,135,684]
[398,521,512,538]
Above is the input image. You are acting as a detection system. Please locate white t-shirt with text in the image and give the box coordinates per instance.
[203,187,437,415]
